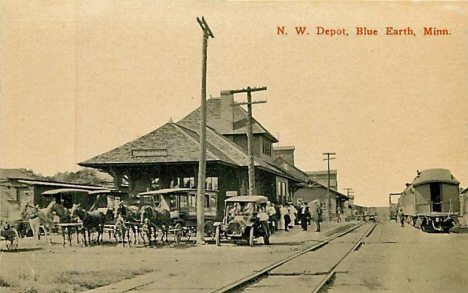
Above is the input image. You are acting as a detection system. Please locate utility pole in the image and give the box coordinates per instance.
[323,152,336,222]
[196,17,214,246]
[343,187,354,212]
[230,86,267,196]
[343,188,354,198]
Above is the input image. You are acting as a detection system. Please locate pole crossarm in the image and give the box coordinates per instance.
[227,85,267,196]
[323,152,336,222]
[229,86,267,94]
[196,17,214,38]
[232,100,267,106]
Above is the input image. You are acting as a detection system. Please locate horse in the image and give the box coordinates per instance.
[70,204,106,246]
[116,203,146,245]
[20,201,55,245]
[49,201,81,246]
[140,205,171,244]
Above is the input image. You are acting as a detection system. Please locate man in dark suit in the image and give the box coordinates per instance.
[298,202,310,231]
[314,202,323,232]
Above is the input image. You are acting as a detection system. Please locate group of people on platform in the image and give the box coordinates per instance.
[265,200,323,233]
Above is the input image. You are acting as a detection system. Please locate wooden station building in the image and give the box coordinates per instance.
[79,91,305,219]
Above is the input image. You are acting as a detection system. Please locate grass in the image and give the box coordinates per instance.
[0,276,11,287]
[0,235,159,293]
[54,268,153,290]
[1,267,154,293]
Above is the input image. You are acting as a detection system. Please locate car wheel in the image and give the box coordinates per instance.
[249,226,254,247]
[215,226,220,246]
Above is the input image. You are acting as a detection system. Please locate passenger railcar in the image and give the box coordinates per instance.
[399,169,460,232]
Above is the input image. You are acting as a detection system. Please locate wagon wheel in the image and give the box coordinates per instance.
[6,228,19,250]
[204,221,214,240]
[174,223,182,245]
[249,226,255,247]
[215,226,221,246]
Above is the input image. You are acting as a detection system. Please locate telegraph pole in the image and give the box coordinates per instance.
[343,188,354,198]
[323,152,336,221]
[343,187,354,212]
[230,86,267,196]
[196,17,214,246]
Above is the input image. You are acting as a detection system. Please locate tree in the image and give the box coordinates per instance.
[51,168,107,185]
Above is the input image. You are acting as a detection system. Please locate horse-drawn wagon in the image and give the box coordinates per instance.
[137,188,218,244]
[0,218,20,250]
[214,196,271,247]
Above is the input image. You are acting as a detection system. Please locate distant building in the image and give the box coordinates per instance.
[293,180,350,221]
[273,146,296,166]
[306,170,338,190]
[0,169,103,219]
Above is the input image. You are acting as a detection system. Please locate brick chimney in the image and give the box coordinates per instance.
[219,90,234,133]
[273,146,296,166]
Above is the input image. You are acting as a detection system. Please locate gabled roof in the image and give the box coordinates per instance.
[78,119,305,181]
[79,122,239,167]
[273,156,309,182]
[178,98,278,142]
[297,179,350,200]
[0,168,35,180]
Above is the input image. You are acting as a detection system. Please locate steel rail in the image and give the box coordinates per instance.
[311,223,377,293]
[211,222,365,293]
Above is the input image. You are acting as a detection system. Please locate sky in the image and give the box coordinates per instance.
[1,0,467,206]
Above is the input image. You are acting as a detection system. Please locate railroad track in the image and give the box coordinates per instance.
[212,222,377,293]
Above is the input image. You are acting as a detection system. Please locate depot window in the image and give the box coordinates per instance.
[262,138,272,156]
[205,177,218,191]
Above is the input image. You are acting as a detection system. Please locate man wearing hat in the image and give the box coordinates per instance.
[298,202,310,231]
[313,200,323,232]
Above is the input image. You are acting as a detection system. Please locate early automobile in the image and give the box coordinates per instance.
[214,195,271,247]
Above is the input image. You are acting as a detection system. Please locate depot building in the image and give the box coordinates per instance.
[79,91,306,216]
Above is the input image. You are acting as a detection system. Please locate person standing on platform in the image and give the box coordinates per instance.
[299,202,310,231]
[266,201,277,232]
[279,204,288,230]
[314,201,323,232]
[288,203,297,228]
[336,206,342,223]
[399,209,405,227]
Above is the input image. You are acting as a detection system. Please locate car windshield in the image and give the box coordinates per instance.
[226,202,256,217]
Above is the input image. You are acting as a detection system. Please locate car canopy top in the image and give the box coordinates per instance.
[42,188,91,195]
[138,188,217,196]
[89,189,127,195]
[225,195,268,204]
